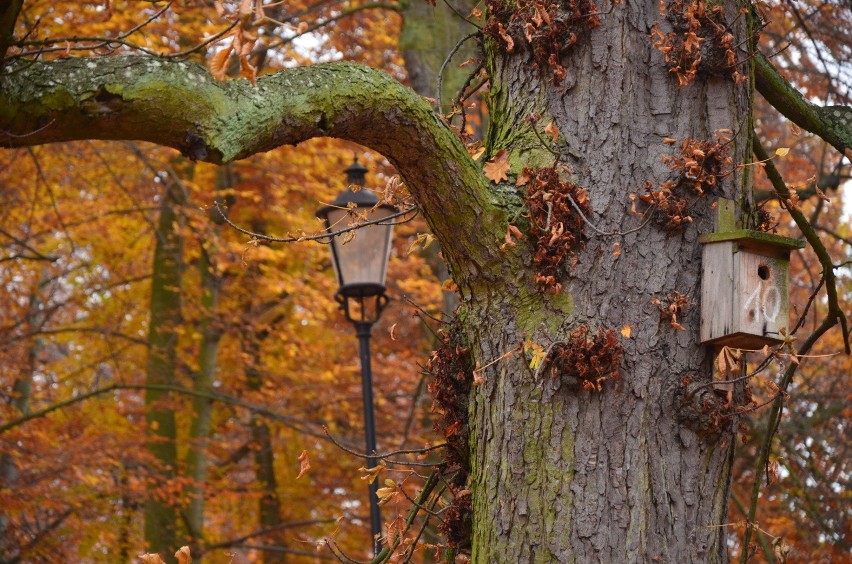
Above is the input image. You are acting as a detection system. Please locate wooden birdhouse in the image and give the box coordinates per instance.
[700,210,805,349]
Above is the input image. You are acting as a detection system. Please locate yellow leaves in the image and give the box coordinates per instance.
[296,450,311,479]
[774,147,790,158]
[523,340,546,370]
[406,232,434,255]
[467,142,486,160]
[483,150,510,183]
[376,479,398,506]
[442,278,459,292]
[359,463,385,485]
[620,325,634,338]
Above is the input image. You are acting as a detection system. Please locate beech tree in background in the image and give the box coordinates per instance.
[0,0,849,562]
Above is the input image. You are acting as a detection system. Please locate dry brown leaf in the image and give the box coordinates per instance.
[175,546,191,564]
[767,459,781,486]
[620,325,633,338]
[239,56,258,85]
[296,450,311,479]
[483,150,510,184]
[773,537,791,563]
[209,44,234,82]
[497,23,514,52]
[544,122,559,142]
[815,186,831,203]
[612,242,621,257]
[139,554,167,564]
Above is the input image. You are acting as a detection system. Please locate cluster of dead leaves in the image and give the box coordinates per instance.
[483,0,602,85]
[425,322,474,549]
[209,0,310,84]
[651,0,744,87]
[545,325,623,391]
[651,290,689,330]
[636,132,732,228]
[523,166,589,293]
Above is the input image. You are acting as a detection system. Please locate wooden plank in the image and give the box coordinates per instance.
[700,241,735,344]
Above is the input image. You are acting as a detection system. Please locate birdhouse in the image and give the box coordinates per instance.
[700,229,805,349]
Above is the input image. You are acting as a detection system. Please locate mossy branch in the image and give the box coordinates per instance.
[754,51,852,157]
[741,137,850,561]
[0,55,503,283]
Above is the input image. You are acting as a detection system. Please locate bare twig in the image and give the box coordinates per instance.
[214,201,418,244]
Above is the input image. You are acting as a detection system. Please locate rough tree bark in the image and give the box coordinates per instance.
[1,2,850,558]
[467,3,750,559]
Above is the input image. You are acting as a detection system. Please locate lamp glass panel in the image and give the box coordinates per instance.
[326,206,395,288]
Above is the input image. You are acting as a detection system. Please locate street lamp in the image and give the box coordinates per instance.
[316,156,396,555]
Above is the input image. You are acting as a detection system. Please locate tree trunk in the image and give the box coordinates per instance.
[245,325,286,563]
[0,287,42,559]
[144,175,185,559]
[185,167,232,547]
[463,2,751,561]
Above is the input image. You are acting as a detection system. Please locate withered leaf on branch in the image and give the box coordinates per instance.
[483,150,510,183]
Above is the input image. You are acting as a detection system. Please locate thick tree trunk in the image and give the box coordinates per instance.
[463,2,750,561]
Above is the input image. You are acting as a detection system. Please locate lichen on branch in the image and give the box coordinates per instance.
[0,55,506,288]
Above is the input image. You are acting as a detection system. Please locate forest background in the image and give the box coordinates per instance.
[0,0,849,562]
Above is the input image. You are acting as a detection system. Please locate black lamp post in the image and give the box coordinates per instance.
[316,157,396,555]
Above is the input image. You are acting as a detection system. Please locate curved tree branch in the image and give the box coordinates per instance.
[754,51,852,158]
[0,56,503,286]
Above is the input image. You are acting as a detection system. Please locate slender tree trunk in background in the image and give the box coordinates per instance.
[400,0,478,111]
[244,330,286,563]
[118,468,135,563]
[185,166,232,549]
[0,288,41,557]
[400,0,478,320]
[144,175,186,559]
[463,1,751,560]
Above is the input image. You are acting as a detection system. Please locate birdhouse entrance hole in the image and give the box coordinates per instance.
[757,264,770,281]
